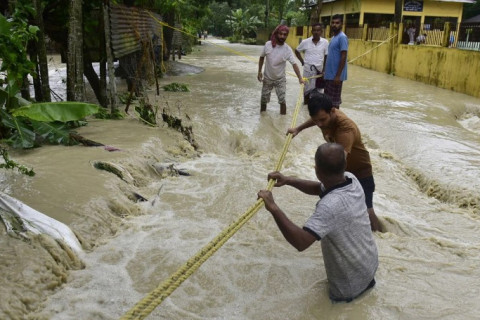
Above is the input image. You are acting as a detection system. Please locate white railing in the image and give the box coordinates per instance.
[456,41,480,51]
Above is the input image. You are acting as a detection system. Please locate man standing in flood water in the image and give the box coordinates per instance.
[288,93,382,232]
[324,14,348,109]
[295,23,329,104]
[258,143,378,302]
[258,24,304,115]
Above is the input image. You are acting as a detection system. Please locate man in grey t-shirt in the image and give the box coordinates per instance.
[258,143,378,302]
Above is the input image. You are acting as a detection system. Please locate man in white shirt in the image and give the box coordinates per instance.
[258,24,304,115]
[295,23,329,104]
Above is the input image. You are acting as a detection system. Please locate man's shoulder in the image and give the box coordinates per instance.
[333,112,358,135]
[332,32,348,45]
[297,37,311,49]
[302,37,313,43]
[320,38,329,48]
[336,110,355,125]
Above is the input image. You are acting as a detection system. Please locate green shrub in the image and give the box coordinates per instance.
[163,83,190,92]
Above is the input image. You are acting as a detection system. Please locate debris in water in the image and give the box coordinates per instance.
[104,145,121,152]
[0,191,83,254]
[93,161,136,185]
[150,162,191,177]
[132,192,148,203]
[162,82,189,92]
[161,108,199,150]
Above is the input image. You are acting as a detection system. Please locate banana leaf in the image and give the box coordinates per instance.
[0,13,10,34]
[12,102,100,122]
[0,85,33,111]
[0,87,6,106]
[30,120,72,145]
[0,109,35,149]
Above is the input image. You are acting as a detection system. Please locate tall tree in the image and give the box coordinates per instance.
[32,0,51,102]
[309,0,322,25]
[67,0,85,101]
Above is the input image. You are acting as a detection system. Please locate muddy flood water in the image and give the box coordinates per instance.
[1,39,480,320]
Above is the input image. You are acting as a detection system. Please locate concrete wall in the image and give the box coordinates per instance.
[392,44,480,97]
[348,39,393,74]
[347,39,480,98]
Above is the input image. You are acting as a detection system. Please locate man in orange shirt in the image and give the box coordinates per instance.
[288,93,381,232]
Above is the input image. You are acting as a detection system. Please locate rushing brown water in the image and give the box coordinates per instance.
[1,39,480,320]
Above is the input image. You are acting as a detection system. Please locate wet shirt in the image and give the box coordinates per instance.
[321,110,372,179]
[303,172,378,300]
[296,37,329,71]
[325,32,348,81]
[261,41,297,81]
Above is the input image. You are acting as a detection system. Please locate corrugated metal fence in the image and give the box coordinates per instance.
[109,4,162,59]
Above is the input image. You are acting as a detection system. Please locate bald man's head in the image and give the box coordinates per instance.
[315,143,346,176]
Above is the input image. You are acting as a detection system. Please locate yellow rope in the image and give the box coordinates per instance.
[348,34,398,63]
[120,85,304,320]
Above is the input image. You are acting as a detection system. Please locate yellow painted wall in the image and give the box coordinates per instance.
[361,0,393,14]
[348,39,393,74]
[347,39,480,98]
[393,45,480,97]
[320,0,464,22]
[422,1,463,18]
[321,0,360,17]
[285,26,309,49]
[286,34,304,49]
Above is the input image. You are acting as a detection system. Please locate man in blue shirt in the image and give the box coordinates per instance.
[324,14,348,109]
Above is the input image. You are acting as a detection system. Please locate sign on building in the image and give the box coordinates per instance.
[404,0,423,12]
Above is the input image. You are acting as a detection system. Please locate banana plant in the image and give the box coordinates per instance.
[1,86,100,149]
[1,9,100,149]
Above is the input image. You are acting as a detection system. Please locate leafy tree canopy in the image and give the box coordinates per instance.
[463,1,480,19]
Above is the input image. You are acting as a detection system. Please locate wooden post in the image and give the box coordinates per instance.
[398,23,404,45]
[442,22,451,47]
[388,23,396,75]
[362,24,368,41]
[103,1,118,112]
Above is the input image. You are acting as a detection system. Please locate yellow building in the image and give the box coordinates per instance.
[320,0,474,28]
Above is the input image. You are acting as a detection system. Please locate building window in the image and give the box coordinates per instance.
[363,13,394,27]
[424,16,458,31]
[296,26,303,36]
